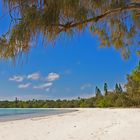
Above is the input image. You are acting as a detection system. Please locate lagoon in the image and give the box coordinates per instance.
[0,108,76,121]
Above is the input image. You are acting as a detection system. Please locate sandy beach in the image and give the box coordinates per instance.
[0,108,140,140]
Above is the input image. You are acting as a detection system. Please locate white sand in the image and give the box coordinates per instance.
[0,108,140,140]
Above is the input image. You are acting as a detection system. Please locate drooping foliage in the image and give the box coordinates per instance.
[0,0,140,59]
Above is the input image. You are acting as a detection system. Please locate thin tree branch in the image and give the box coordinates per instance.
[57,3,140,33]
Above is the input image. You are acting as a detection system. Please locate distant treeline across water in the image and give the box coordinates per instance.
[0,90,140,108]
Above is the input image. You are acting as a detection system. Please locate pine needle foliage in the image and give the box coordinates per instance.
[0,0,140,59]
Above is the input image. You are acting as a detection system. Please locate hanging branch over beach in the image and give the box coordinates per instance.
[0,0,140,59]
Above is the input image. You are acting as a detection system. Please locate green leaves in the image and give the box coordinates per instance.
[126,62,140,95]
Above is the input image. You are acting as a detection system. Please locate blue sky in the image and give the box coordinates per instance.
[0,3,139,100]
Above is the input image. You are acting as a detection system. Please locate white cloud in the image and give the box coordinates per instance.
[46,73,60,82]
[45,88,50,92]
[27,72,40,80]
[79,92,95,98]
[9,75,24,82]
[9,72,60,91]
[81,84,92,90]
[33,82,53,91]
[18,83,31,89]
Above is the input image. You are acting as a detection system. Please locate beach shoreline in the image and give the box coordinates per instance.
[0,108,77,122]
[0,108,140,140]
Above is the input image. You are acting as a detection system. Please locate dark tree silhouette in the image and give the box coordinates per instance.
[119,84,123,93]
[104,83,108,96]
[95,86,102,97]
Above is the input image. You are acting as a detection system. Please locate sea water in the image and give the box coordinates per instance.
[0,108,76,121]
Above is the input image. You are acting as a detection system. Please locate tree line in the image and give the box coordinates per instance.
[0,62,140,108]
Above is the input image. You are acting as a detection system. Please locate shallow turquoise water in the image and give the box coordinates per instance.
[0,108,76,121]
